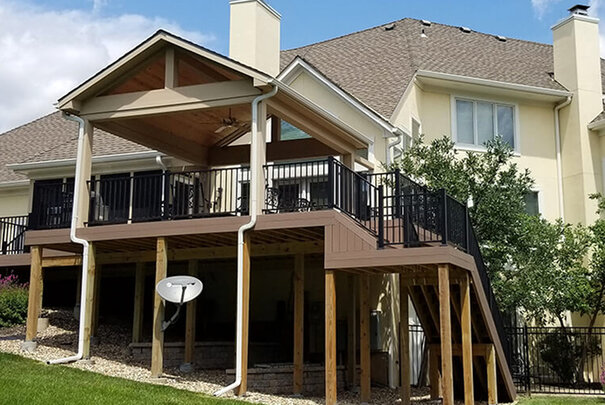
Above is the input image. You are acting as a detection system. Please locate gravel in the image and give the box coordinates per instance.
[0,309,494,404]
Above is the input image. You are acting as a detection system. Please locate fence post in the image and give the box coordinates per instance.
[441,189,448,246]
[378,185,384,248]
[327,157,335,209]
[523,324,531,395]
[394,169,401,219]
[464,205,470,252]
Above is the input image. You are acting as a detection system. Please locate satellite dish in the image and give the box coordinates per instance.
[156,276,203,331]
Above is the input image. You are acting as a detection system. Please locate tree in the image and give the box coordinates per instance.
[386,135,534,308]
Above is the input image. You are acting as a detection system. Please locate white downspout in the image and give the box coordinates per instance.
[156,156,167,217]
[214,84,278,396]
[47,112,91,365]
[554,96,572,222]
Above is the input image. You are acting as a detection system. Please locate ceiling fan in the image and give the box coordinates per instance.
[199,108,248,134]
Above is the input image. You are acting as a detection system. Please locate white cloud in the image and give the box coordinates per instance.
[531,0,561,19]
[0,1,215,132]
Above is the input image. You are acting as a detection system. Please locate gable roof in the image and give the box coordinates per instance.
[280,18,590,118]
[0,112,149,183]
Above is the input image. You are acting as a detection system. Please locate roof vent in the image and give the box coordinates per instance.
[495,35,507,42]
[568,4,590,16]
[460,26,471,33]
[384,23,395,31]
[420,28,427,38]
[421,20,432,26]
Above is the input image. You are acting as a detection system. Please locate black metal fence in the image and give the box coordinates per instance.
[507,326,605,395]
[88,167,251,225]
[29,181,74,230]
[0,215,28,254]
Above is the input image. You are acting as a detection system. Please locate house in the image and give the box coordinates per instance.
[2,1,605,404]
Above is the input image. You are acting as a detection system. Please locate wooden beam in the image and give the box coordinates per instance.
[184,260,198,365]
[82,243,97,359]
[400,277,411,405]
[346,274,357,391]
[325,270,337,405]
[25,246,43,343]
[359,274,371,403]
[293,254,304,395]
[438,264,453,405]
[429,346,441,399]
[271,115,281,143]
[487,343,498,405]
[164,47,177,89]
[42,255,82,267]
[81,79,261,121]
[428,343,494,358]
[151,237,167,377]
[461,274,474,405]
[132,262,145,343]
[236,232,251,396]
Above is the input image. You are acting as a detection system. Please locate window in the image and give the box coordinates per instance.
[524,191,540,216]
[280,120,310,141]
[454,98,516,149]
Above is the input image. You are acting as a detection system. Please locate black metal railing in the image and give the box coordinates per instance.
[263,158,383,239]
[506,326,605,395]
[0,215,28,254]
[29,182,74,230]
[88,167,250,225]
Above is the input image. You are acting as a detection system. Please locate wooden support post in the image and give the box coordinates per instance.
[359,274,371,403]
[461,274,474,405]
[325,270,337,405]
[346,274,357,391]
[438,264,453,405]
[429,346,441,399]
[132,262,145,343]
[293,254,305,395]
[91,264,101,338]
[184,260,198,365]
[271,116,281,143]
[236,232,251,396]
[151,237,167,377]
[24,246,43,343]
[82,243,97,359]
[487,343,498,405]
[400,276,411,405]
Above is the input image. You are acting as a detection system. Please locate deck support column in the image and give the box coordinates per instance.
[183,260,198,370]
[325,270,337,405]
[461,274,474,405]
[151,237,167,377]
[82,243,97,359]
[91,264,101,341]
[132,262,145,343]
[23,246,43,351]
[346,274,357,391]
[438,264,454,405]
[487,344,498,405]
[399,276,411,405]
[293,254,305,395]
[236,232,251,396]
[360,274,371,403]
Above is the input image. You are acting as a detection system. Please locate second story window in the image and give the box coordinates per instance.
[454,98,516,150]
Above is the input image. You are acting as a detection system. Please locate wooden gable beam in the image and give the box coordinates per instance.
[80,79,262,121]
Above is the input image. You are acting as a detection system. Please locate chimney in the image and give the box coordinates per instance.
[552,4,604,225]
[229,0,281,77]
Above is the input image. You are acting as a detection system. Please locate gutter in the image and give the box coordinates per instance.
[554,96,572,222]
[47,113,92,365]
[0,180,30,190]
[214,84,279,397]
[588,118,605,131]
[416,70,572,98]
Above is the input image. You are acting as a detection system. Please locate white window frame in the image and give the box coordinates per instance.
[450,95,521,154]
[524,187,543,216]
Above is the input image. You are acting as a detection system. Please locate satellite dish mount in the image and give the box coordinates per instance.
[156,276,203,331]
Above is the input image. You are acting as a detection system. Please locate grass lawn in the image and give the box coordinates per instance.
[518,395,605,404]
[0,352,251,405]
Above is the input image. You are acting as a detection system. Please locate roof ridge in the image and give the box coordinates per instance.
[0,110,61,137]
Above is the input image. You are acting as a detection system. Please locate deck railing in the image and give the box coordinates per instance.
[88,167,251,225]
[0,215,28,254]
[29,182,74,230]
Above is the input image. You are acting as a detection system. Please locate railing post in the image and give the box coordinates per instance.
[394,169,401,218]
[441,189,448,246]
[327,157,335,209]
[464,205,470,252]
[378,185,384,249]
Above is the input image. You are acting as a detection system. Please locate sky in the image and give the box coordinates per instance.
[0,0,602,133]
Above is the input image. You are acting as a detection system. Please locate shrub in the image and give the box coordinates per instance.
[0,273,28,327]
